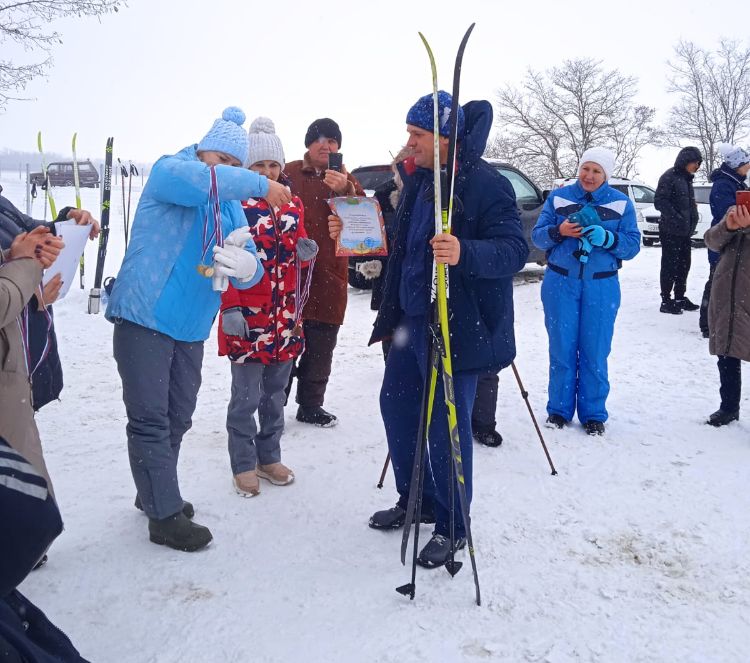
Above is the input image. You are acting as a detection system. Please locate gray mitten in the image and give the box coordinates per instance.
[222,307,250,338]
[296,237,319,262]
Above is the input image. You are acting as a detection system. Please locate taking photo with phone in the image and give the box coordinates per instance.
[328,152,343,172]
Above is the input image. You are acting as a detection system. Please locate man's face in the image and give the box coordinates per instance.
[578,162,606,192]
[198,150,241,167]
[250,160,282,182]
[307,136,339,170]
[686,161,701,174]
[406,125,449,170]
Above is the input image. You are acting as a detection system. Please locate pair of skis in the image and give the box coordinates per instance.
[88,137,114,314]
[395,24,480,606]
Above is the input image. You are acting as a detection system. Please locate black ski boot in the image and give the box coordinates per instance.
[660,298,683,314]
[296,406,338,427]
[369,503,435,530]
[473,429,503,447]
[416,533,466,569]
[675,297,699,311]
[584,420,605,436]
[148,512,212,552]
[135,494,194,519]
[706,409,739,427]
[545,414,568,429]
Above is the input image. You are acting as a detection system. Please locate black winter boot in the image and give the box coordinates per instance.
[135,494,194,519]
[660,299,683,315]
[706,409,739,427]
[296,405,338,427]
[675,297,699,311]
[473,429,503,447]
[148,512,213,552]
[584,420,606,436]
[416,534,467,569]
[545,414,568,429]
[368,503,435,530]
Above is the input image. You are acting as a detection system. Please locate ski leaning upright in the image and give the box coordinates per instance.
[396,23,480,606]
[88,137,114,314]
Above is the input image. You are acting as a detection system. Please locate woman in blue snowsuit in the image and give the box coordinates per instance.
[532,147,640,435]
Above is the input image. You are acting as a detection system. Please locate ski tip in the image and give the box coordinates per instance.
[395,583,415,599]
[445,561,463,577]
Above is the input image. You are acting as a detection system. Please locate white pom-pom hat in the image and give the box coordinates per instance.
[247,116,285,170]
[197,106,249,165]
[717,142,750,169]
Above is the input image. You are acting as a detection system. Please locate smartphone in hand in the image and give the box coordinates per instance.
[328,152,343,172]
[737,190,750,212]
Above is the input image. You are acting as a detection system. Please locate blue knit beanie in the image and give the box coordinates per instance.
[406,91,465,138]
[197,106,249,165]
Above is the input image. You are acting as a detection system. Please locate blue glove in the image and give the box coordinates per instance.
[581,224,615,249]
[575,236,593,263]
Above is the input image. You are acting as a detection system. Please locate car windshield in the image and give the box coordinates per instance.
[352,168,393,191]
[632,185,655,204]
[694,187,711,205]
[496,167,541,206]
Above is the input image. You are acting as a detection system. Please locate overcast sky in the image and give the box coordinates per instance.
[2,0,747,186]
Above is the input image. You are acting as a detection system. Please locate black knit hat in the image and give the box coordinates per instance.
[304,118,342,148]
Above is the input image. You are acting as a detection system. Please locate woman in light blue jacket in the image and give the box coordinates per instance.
[532,147,640,436]
[107,107,292,552]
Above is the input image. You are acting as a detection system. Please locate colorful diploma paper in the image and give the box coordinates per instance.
[329,196,388,257]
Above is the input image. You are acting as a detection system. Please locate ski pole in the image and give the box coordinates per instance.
[376,452,390,489]
[510,361,557,475]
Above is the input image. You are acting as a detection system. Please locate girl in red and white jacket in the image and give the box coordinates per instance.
[219,117,317,497]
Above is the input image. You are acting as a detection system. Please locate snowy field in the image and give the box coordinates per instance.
[3,173,750,663]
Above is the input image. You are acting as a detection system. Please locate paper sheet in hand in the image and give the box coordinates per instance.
[42,220,90,299]
[329,196,388,257]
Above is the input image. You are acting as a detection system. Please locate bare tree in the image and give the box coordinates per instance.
[0,0,124,112]
[493,58,659,187]
[666,39,750,175]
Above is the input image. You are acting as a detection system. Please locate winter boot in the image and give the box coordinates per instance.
[545,414,568,429]
[368,503,435,530]
[148,512,213,552]
[296,405,338,427]
[416,533,467,569]
[660,298,683,315]
[584,420,606,436]
[135,494,194,519]
[473,429,503,447]
[706,409,739,427]
[675,297,699,311]
[257,463,295,486]
[233,470,260,497]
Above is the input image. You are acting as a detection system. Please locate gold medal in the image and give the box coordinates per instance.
[196,264,214,278]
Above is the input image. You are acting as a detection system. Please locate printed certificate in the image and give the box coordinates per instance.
[329,196,388,257]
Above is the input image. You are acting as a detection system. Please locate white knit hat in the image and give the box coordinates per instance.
[717,143,750,169]
[247,117,285,169]
[579,147,616,181]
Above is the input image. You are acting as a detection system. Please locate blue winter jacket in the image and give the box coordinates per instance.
[708,163,748,266]
[532,180,640,278]
[370,100,529,374]
[106,146,268,342]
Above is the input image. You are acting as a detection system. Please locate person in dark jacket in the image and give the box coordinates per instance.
[699,144,750,337]
[330,91,528,568]
[0,187,99,410]
[654,146,703,314]
[0,436,90,662]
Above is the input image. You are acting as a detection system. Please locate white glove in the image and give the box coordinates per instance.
[212,244,259,282]
[356,260,383,280]
[224,226,253,248]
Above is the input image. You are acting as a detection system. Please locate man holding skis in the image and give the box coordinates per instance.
[330,91,528,567]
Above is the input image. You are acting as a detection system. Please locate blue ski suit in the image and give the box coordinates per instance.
[370,100,528,537]
[532,180,640,424]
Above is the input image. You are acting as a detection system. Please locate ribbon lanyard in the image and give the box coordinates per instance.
[16,287,53,381]
[198,166,223,273]
[295,253,316,325]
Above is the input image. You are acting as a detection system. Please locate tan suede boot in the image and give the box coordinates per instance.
[233,470,260,497]
[256,463,295,486]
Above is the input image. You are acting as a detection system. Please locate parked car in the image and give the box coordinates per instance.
[347,160,547,289]
[29,160,100,188]
[638,183,711,247]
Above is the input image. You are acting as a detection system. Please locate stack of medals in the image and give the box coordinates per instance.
[198,166,223,278]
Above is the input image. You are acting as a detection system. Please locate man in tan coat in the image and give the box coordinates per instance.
[0,226,63,491]
[285,118,364,427]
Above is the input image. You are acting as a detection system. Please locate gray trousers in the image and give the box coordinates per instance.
[113,319,203,520]
[227,360,293,475]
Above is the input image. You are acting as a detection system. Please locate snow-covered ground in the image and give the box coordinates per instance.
[3,174,750,662]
